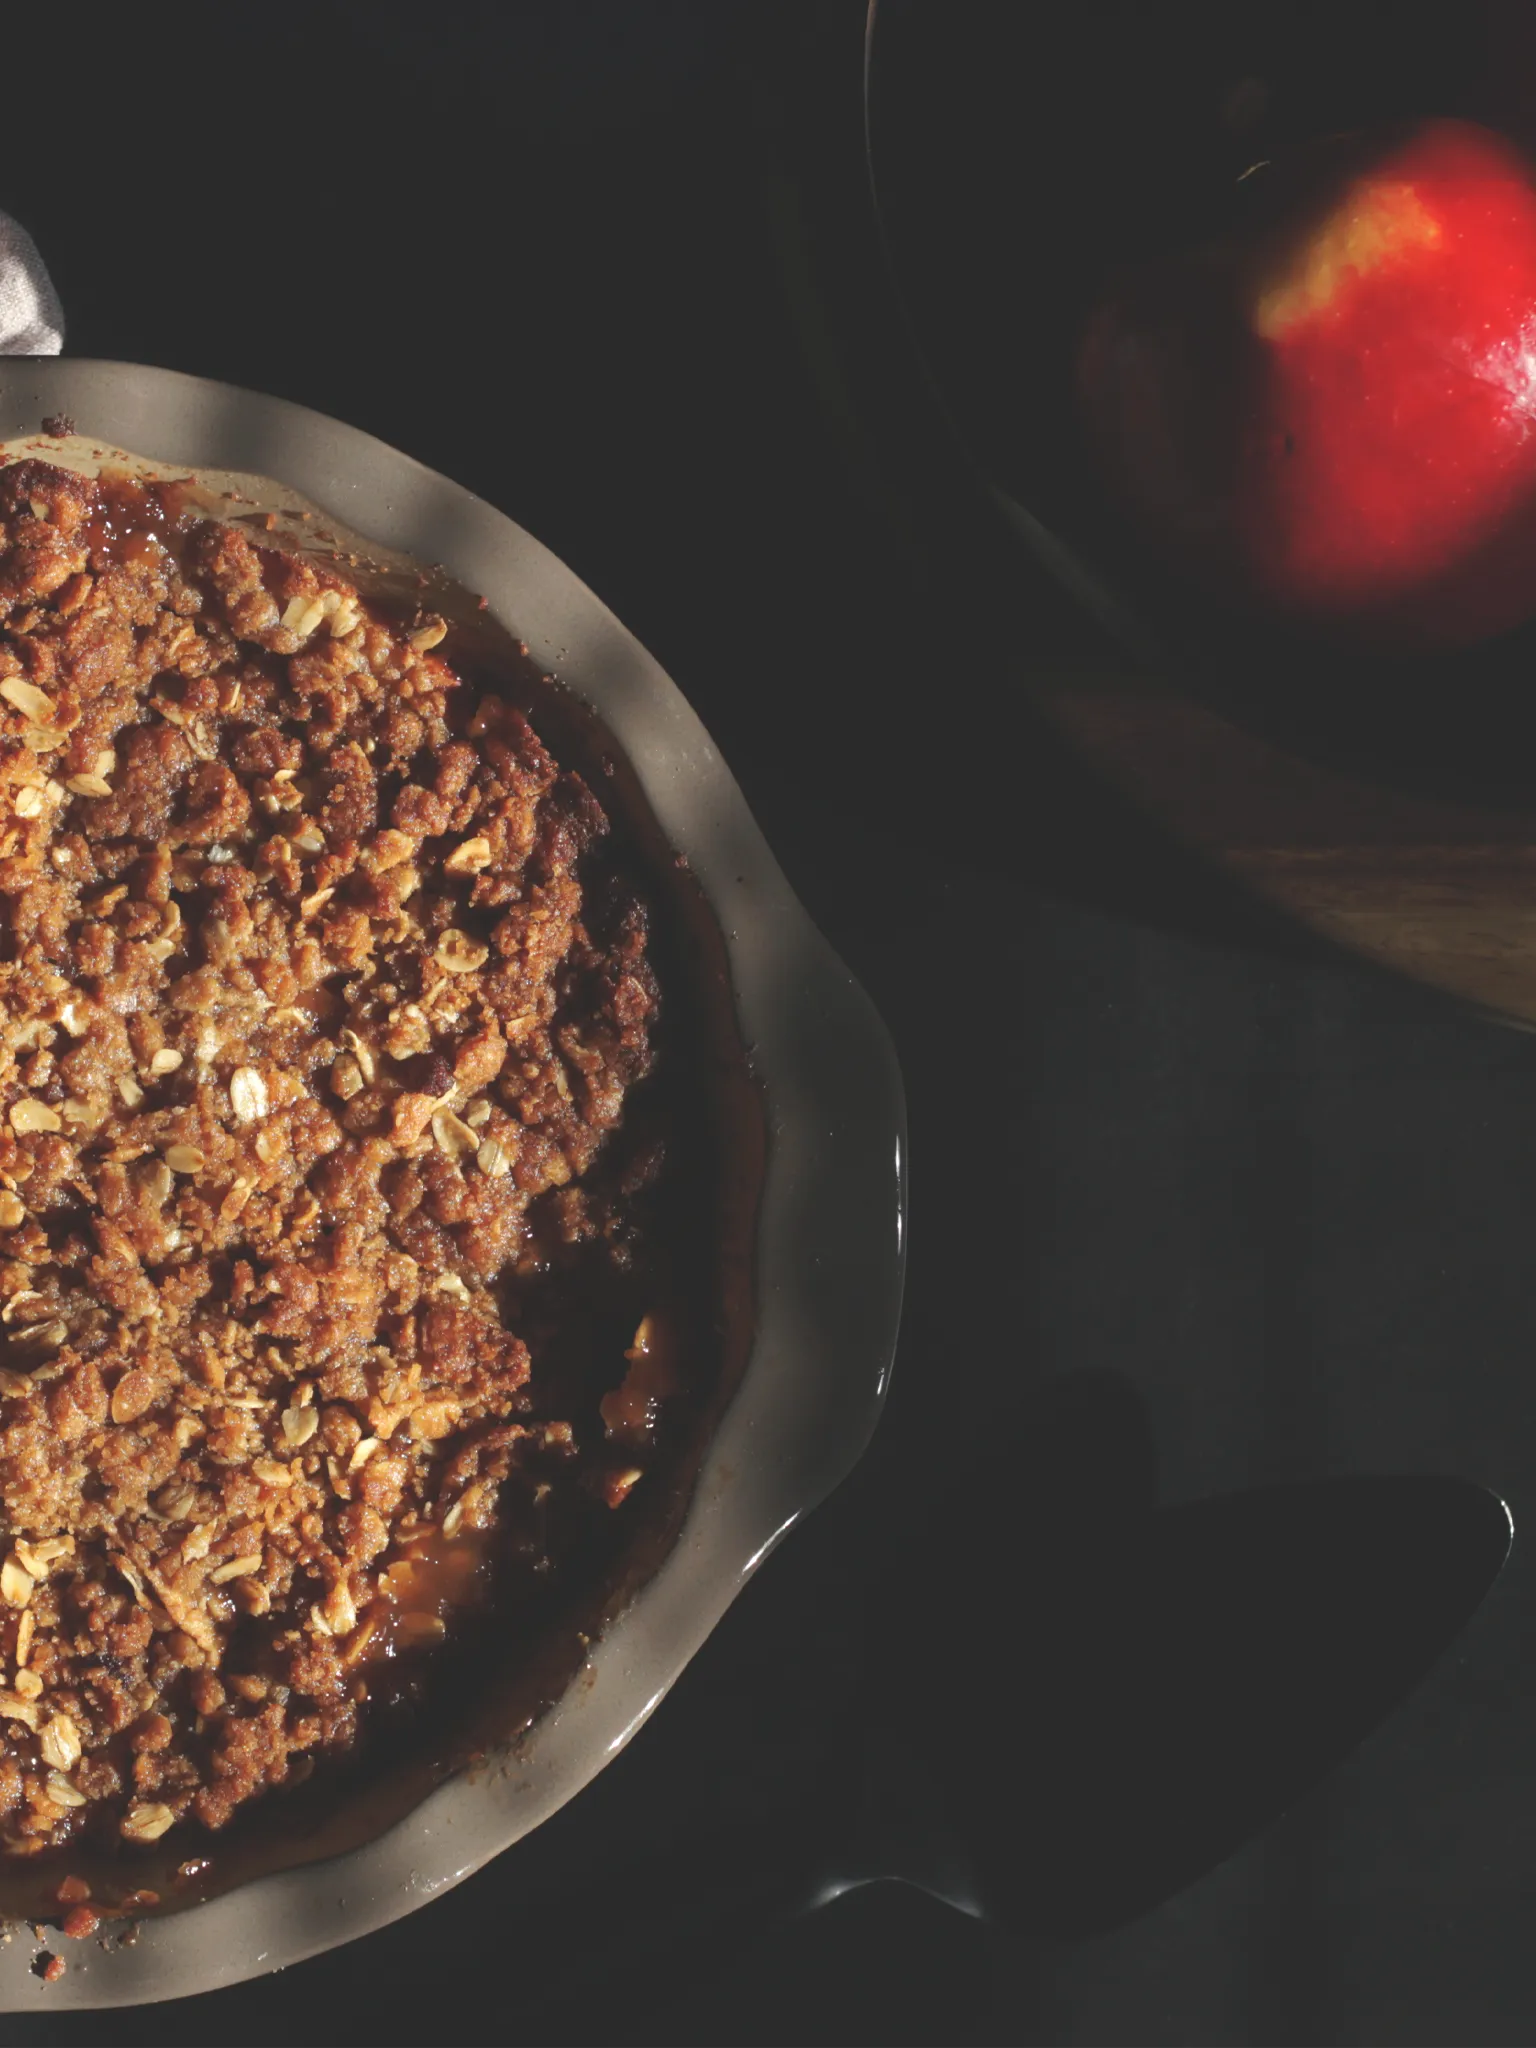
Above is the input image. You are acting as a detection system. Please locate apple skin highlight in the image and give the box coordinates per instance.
[1079,119,1536,650]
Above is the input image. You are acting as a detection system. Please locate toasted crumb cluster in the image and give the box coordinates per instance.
[0,460,661,1858]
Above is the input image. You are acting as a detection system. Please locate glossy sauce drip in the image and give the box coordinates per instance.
[78,475,188,568]
[352,1527,495,1667]
[599,1313,678,1442]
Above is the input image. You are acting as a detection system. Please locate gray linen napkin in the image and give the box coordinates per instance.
[0,211,62,355]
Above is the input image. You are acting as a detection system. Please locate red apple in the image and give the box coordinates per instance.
[1078,118,1536,649]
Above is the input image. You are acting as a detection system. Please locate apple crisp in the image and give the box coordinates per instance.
[0,458,664,1865]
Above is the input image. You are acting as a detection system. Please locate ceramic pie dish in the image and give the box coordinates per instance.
[0,359,906,2009]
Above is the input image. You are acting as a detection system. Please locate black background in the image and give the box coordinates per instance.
[0,4,1533,2042]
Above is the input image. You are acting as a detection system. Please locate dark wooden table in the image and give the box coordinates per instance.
[2,5,1534,2043]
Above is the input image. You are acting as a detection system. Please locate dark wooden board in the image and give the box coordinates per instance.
[868,0,1536,1026]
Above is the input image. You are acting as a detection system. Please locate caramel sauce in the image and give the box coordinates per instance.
[599,1312,679,1442]
[78,473,187,567]
[353,1528,495,1667]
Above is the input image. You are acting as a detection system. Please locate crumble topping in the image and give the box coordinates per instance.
[0,459,661,1860]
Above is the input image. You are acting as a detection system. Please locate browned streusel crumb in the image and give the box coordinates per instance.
[0,460,663,1859]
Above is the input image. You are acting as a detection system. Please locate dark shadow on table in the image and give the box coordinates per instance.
[28,1374,1504,2048]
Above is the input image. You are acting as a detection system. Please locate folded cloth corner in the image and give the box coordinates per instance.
[0,211,62,356]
